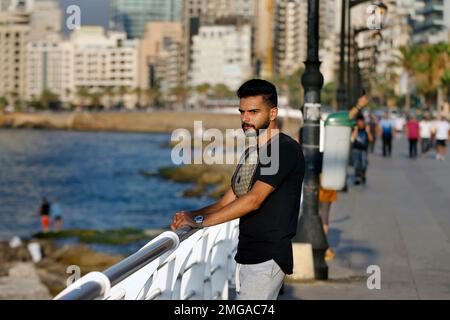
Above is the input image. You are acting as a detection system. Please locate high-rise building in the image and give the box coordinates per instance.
[411,0,450,44]
[139,21,183,94]
[254,0,275,79]
[29,0,61,41]
[181,0,256,86]
[0,0,60,101]
[273,0,307,76]
[25,34,73,102]
[71,27,139,90]
[0,12,29,100]
[0,0,34,12]
[317,0,341,86]
[25,26,140,108]
[190,24,252,90]
[111,0,183,39]
[272,0,335,78]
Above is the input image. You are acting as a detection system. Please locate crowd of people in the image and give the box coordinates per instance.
[319,96,449,261]
[348,105,449,188]
[365,111,449,161]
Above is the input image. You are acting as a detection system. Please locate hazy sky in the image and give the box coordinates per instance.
[59,0,111,34]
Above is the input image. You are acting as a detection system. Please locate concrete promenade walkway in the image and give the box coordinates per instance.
[281,135,450,300]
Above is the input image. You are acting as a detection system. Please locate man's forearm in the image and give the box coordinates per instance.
[202,194,258,228]
[191,188,236,217]
[191,202,224,216]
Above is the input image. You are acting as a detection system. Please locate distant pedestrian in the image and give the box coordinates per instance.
[39,197,51,233]
[51,199,63,231]
[378,112,395,157]
[394,114,406,136]
[433,115,449,161]
[352,115,373,185]
[319,176,337,261]
[406,115,420,159]
[419,114,433,156]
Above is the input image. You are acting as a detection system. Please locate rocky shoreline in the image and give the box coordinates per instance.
[0,238,124,299]
[159,164,234,199]
[0,111,241,133]
[0,111,301,138]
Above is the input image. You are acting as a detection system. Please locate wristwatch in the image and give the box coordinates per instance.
[194,215,204,229]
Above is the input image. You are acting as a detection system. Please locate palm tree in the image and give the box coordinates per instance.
[102,86,116,109]
[270,76,289,101]
[0,96,7,112]
[5,91,19,111]
[321,82,337,109]
[117,86,130,109]
[76,86,90,108]
[442,68,450,108]
[40,89,60,109]
[89,91,103,110]
[284,67,305,108]
[64,88,72,105]
[392,46,419,112]
[212,84,233,99]
[431,43,450,111]
[144,87,160,108]
[195,83,211,109]
[133,87,143,108]
[371,74,398,108]
[270,67,304,108]
[413,44,449,110]
[170,86,190,109]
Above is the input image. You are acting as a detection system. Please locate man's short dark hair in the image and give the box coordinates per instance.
[237,79,278,108]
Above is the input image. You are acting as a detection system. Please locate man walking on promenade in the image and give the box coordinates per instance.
[434,115,449,161]
[352,115,373,185]
[379,112,395,157]
[170,79,305,300]
[419,114,433,157]
[406,115,420,159]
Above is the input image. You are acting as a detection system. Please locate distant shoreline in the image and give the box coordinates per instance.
[0,111,301,137]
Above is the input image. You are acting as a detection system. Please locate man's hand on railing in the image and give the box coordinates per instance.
[170,211,197,231]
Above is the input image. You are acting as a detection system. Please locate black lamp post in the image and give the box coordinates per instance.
[337,0,348,111]
[337,0,388,110]
[295,0,328,280]
[295,0,388,281]
[349,1,387,104]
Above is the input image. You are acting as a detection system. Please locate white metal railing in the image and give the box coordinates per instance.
[54,220,239,300]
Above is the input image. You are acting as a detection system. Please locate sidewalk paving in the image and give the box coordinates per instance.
[281,135,450,300]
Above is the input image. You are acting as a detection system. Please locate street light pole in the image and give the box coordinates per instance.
[295,0,328,280]
[337,0,347,111]
[347,3,352,107]
[339,0,381,110]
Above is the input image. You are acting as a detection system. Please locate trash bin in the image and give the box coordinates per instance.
[321,111,355,190]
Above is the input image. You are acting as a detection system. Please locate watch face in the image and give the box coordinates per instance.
[195,216,203,224]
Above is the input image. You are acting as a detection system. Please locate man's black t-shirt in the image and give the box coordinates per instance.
[234,133,305,275]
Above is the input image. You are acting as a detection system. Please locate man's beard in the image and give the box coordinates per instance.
[242,119,270,137]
